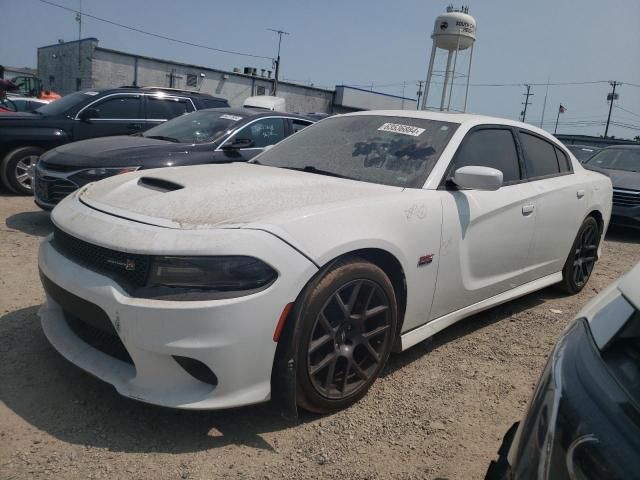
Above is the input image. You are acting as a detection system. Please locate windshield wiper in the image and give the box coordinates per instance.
[283,165,356,180]
[144,135,180,143]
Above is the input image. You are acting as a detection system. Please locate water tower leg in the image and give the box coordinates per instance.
[440,50,453,111]
[447,35,461,112]
[463,43,475,113]
[420,42,437,110]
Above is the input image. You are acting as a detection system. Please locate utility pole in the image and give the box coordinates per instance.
[267,28,289,96]
[604,81,620,139]
[520,84,533,122]
[416,81,424,110]
[76,0,82,67]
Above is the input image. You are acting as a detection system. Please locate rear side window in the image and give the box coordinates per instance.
[520,132,561,179]
[146,97,193,120]
[292,119,313,134]
[555,147,572,173]
[451,128,521,184]
[200,98,229,109]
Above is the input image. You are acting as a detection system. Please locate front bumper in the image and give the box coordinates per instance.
[38,225,317,409]
[611,204,640,228]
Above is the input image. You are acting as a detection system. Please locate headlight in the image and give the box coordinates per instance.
[70,166,139,182]
[136,256,277,300]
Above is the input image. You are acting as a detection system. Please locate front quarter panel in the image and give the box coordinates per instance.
[252,189,444,334]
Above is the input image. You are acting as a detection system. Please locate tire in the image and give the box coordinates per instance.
[1,146,44,195]
[294,257,397,413]
[558,216,600,294]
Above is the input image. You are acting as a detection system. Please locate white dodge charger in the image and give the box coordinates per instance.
[38,111,612,413]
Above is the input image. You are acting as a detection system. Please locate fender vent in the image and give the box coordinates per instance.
[137,177,184,192]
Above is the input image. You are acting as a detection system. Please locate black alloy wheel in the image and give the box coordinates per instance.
[294,259,397,413]
[560,216,600,294]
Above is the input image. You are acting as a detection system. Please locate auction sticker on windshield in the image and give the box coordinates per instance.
[220,114,243,122]
[377,123,425,136]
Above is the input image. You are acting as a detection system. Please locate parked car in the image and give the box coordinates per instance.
[566,144,601,162]
[38,111,611,414]
[583,145,640,228]
[0,86,229,194]
[33,108,314,210]
[486,262,640,480]
[0,95,51,113]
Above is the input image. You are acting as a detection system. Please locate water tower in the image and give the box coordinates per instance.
[420,5,476,112]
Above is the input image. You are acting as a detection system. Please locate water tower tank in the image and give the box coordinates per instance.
[432,11,476,51]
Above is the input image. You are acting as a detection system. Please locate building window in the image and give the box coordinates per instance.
[256,85,266,95]
[186,74,197,87]
[76,78,81,91]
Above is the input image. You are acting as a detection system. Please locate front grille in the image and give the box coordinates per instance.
[35,175,78,205]
[613,189,640,207]
[52,226,151,288]
[40,272,133,365]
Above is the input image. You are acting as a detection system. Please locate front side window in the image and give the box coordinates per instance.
[234,118,285,148]
[92,96,142,119]
[256,115,458,188]
[450,128,521,184]
[292,119,313,134]
[520,131,561,179]
[146,96,193,120]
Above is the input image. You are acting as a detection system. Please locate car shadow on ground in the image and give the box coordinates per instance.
[0,290,560,454]
[605,225,640,244]
[383,286,561,376]
[5,210,52,237]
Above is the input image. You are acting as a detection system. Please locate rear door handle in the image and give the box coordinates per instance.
[522,204,535,215]
[576,190,585,199]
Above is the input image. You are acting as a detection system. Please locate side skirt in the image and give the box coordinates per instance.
[400,272,563,351]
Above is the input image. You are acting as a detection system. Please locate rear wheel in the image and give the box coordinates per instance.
[1,146,44,194]
[559,216,600,294]
[294,258,397,413]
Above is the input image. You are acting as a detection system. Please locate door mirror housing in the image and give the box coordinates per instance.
[452,166,503,191]
[78,108,99,121]
[222,137,254,150]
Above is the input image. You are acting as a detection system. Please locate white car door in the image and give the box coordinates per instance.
[517,131,583,281]
[430,126,538,320]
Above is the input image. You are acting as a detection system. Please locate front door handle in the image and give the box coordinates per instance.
[522,204,535,215]
[127,123,143,130]
[576,190,585,199]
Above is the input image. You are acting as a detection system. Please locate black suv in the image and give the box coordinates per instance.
[0,86,228,194]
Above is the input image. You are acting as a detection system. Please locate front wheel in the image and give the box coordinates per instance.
[559,216,600,294]
[1,146,44,194]
[294,258,397,413]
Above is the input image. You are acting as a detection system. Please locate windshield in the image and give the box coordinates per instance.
[586,148,640,172]
[34,91,92,116]
[568,145,599,162]
[255,115,458,188]
[142,110,245,144]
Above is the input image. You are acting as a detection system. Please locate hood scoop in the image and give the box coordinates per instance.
[137,176,184,192]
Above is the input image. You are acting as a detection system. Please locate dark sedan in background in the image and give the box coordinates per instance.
[583,145,640,228]
[566,144,600,163]
[34,108,314,210]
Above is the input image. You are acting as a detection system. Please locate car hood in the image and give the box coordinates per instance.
[602,168,640,191]
[78,163,402,229]
[43,135,199,167]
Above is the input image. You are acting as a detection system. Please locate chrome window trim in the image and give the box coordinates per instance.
[74,93,196,121]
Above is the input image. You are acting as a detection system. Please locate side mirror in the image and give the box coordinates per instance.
[222,137,253,150]
[452,166,503,191]
[78,108,99,121]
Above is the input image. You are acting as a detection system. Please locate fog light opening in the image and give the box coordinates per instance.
[172,356,218,387]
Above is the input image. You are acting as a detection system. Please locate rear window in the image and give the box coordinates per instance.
[519,132,561,179]
[146,97,193,120]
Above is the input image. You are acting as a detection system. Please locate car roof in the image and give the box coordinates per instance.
[341,109,561,143]
[77,86,226,100]
[567,144,601,149]
[600,144,640,150]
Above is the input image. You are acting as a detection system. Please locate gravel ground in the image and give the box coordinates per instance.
[1,192,639,480]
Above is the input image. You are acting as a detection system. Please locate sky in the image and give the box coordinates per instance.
[2,0,639,139]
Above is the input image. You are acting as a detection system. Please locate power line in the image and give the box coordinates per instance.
[614,104,640,118]
[37,0,273,61]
